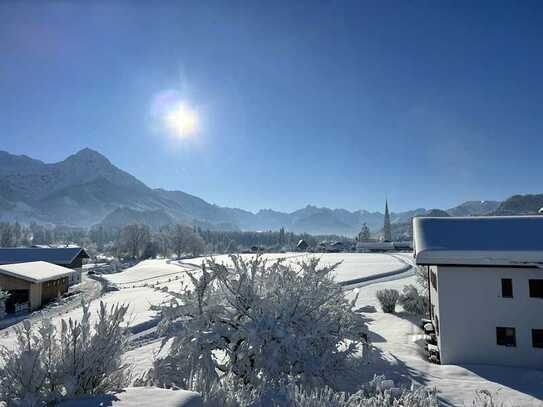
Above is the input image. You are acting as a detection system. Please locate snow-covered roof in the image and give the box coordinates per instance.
[0,261,74,283]
[413,216,543,267]
[0,247,88,266]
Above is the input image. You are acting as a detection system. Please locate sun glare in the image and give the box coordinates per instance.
[164,102,199,137]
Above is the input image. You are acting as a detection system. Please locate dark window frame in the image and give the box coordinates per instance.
[529,280,543,298]
[496,327,516,347]
[501,278,513,298]
[532,329,543,348]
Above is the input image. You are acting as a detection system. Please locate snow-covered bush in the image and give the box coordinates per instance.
[142,255,368,392]
[398,284,428,315]
[376,289,399,313]
[183,374,437,407]
[415,265,429,290]
[0,289,9,320]
[59,301,130,397]
[0,301,130,406]
[0,319,50,406]
[470,389,512,407]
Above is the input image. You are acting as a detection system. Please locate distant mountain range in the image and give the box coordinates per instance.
[0,148,540,236]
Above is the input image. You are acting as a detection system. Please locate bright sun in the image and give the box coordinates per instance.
[164,102,199,137]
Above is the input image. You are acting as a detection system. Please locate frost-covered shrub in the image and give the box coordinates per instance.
[398,285,428,315]
[376,289,399,313]
[59,302,130,397]
[0,289,9,320]
[415,265,429,290]
[0,301,130,406]
[0,320,49,406]
[471,389,512,407]
[143,255,368,391]
[181,374,437,407]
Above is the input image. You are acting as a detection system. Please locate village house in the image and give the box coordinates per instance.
[413,216,543,368]
[0,261,75,313]
[0,247,88,286]
[296,239,309,251]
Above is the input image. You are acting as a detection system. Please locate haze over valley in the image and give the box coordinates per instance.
[3,147,533,236]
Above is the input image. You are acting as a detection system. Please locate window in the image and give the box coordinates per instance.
[501,278,513,298]
[532,330,543,348]
[496,327,516,347]
[529,280,543,298]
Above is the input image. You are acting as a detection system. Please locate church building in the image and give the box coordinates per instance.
[383,200,392,242]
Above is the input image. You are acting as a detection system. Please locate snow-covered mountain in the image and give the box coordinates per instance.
[447,200,500,216]
[0,148,510,234]
[493,194,543,215]
[0,148,147,202]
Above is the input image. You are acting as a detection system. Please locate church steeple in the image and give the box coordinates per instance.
[383,200,392,242]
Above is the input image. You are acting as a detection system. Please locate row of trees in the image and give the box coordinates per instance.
[0,220,350,259]
[0,222,31,247]
[197,228,348,253]
[0,222,89,248]
[0,221,206,260]
[115,223,206,260]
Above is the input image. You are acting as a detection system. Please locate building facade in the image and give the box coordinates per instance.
[414,216,543,368]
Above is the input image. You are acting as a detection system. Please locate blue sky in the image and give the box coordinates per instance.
[1,1,542,213]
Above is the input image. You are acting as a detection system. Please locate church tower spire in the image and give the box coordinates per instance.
[383,199,392,242]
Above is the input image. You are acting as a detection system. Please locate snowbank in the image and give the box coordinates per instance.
[57,387,201,407]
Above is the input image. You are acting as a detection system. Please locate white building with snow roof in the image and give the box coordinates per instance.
[413,216,543,368]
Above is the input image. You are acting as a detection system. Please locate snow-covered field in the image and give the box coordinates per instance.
[98,253,412,331]
[100,252,412,290]
[103,259,198,287]
[1,252,413,350]
[184,252,413,285]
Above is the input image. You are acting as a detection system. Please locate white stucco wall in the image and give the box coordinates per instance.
[436,265,543,368]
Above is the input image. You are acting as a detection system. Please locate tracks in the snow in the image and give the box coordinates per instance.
[340,253,416,289]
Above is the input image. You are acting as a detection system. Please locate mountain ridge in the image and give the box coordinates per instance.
[0,148,518,235]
